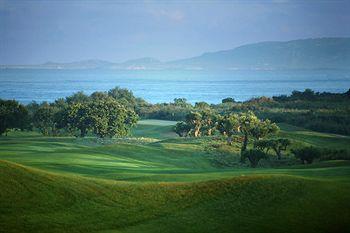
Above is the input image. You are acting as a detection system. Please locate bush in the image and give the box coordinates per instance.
[241,149,267,168]
[291,147,321,164]
[319,148,350,161]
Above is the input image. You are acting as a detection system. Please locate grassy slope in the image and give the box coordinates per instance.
[1,120,350,232]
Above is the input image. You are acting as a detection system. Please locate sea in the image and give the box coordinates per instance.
[0,69,349,104]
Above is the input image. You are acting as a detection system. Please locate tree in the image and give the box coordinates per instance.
[195,101,210,110]
[32,102,57,136]
[292,147,320,164]
[87,99,138,138]
[201,110,218,136]
[0,99,28,136]
[241,149,267,168]
[237,111,260,152]
[174,121,191,137]
[66,102,91,137]
[66,91,90,104]
[217,113,240,144]
[254,139,273,154]
[108,87,136,109]
[238,111,279,153]
[222,97,235,104]
[66,98,138,138]
[269,138,291,160]
[185,112,202,137]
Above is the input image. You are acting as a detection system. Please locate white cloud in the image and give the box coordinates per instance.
[150,8,185,22]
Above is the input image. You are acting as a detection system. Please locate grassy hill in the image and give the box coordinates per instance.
[1,120,350,232]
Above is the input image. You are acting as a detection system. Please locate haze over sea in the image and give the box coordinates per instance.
[1,69,349,104]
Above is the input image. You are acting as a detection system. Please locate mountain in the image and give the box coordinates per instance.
[111,57,163,70]
[169,38,350,70]
[2,38,349,70]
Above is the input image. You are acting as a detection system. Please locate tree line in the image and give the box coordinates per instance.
[0,87,138,138]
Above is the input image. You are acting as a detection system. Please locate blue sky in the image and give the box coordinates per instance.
[1,0,350,64]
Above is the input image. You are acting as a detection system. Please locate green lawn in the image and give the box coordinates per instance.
[1,119,350,232]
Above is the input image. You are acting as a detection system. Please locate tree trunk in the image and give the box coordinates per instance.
[227,137,233,145]
[240,133,248,162]
[80,128,86,137]
[207,128,212,136]
[276,151,281,160]
[194,128,200,137]
[241,133,248,151]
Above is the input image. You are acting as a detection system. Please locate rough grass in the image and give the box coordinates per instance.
[1,119,350,232]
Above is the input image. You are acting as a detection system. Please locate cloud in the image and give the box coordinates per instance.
[150,9,185,22]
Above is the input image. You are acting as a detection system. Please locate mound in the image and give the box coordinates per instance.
[0,160,349,233]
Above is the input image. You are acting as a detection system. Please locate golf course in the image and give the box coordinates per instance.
[1,119,349,233]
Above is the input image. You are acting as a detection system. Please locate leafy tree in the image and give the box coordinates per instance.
[185,111,202,137]
[66,98,138,138]
[90,91,109,100]
[195,101,210,110]
[173,98,190,107]
[241,149,267,168]
[254,138,291,160]
[174,121,191,137]
[238,111,279,153]
[66,102,91,137]
[66,91,90,104]
[0,99,28,135]
[201,110,218,136]
[237,111,260,152]
[33,102,57,136]
[87,99,138,138]
[108,87,136,109]
[269,138,291,160]
[217,114,240,144]
[222,97,235,104]
[254,139,273,154]
[292,147,321,164]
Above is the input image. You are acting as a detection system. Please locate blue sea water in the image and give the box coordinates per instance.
[0,69,349,104]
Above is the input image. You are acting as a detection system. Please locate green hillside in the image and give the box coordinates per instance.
[1,120,350,232]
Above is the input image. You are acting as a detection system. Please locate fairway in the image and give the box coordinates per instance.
[1,119,350,233]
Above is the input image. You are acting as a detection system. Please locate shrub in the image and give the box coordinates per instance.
[292,147,321,164]
[241,149,267,168]
[319,148,350,161]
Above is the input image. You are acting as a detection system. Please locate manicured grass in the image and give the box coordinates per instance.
[1,119,350,232]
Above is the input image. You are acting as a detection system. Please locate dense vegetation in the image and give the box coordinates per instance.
[1,87,138,138]
[137,88,350,135]
[1,87,349,167]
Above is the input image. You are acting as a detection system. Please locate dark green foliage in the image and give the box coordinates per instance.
[237,111,279,155]
[88,98,138,138]
[185,111,203,137]
[65,91,90,104]
[317,148,350,161]
[195,101,210,110]
[24,87,139,138]
[32,102,57,136]
[133,89,350,136]
[174,121,191,137]
[255,138,291,160]
[0,99,28,135]
[222,97,235,104]
[66,97,138,138]
[241,149,267,167]
[292,147,321,164]
[108,86,137,109]
[217,113,239,144]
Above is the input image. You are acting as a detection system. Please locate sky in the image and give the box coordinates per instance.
[1,0,350,65]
